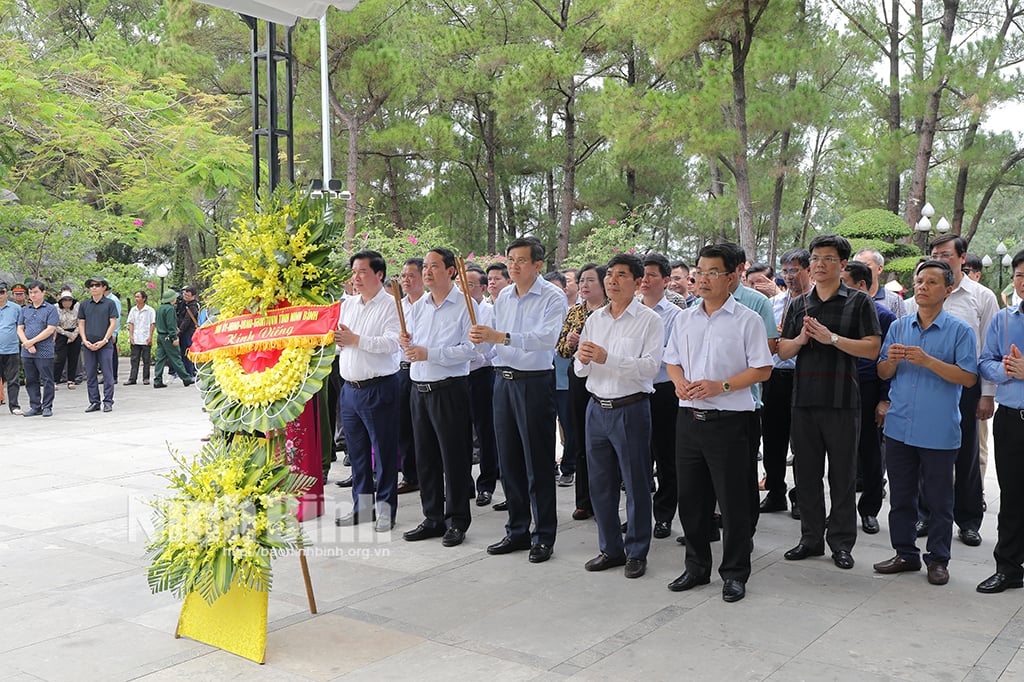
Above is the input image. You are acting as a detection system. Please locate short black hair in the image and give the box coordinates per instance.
[670,261,689,275]
[427,247,456,279]
[843,261,873,288]
[808,234,852,261]
[466,263,486,282]
[26,280,45,292]
[606,253,644,279]
[747,262,774,278]
[698,244,741,273]
[1012,249,1024,271]
[486,263,509,278]
[507,236,545,262]
[403,257,424,272]
[560,267,578,277]
[917,259,955,288]
[928,234,966,256]
[350,249,387,278]
[780,248,810,269]
[964,253,983,271]
[134,290,149,301]
[543,271,567,288]
[643,252,671,277]
[578,262,607,296]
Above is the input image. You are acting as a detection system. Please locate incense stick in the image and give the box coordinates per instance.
[390,278,408,336]
[455,256,477,326]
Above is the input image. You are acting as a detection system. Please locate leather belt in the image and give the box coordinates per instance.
[689,408,744,422]
[345,374,394,389]
[593,393,648,410]
[998,404,1024,421]
[413,376,462,392]
[400,361,411,370]
[494,367,551,381]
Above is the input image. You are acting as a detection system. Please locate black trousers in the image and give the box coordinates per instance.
[398,364,418,484]
[993,405,1024,578]
[918,382,983,532]
[54,334,80,384]
[791,406,860,553]
[128,343,152,382]
[650,381,678,525]
[567,366,592,512]
[469,367,499,494]
[857,378,885,518]
[493,371,557,545]
[410,377,474,531]
[760,369,794,500]
[677,409,753,582]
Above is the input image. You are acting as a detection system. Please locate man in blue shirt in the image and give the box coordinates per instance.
[17,281,59,416]
[874,260,977,586]
[977,249,1024,594]
[470,237,568,563]
[0,281,24,415]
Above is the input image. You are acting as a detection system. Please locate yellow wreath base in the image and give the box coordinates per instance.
[211,346,316,406]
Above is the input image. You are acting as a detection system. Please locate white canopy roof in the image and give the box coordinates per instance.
[193,1,359,25]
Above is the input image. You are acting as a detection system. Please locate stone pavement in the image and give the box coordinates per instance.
[1,378,1023,681]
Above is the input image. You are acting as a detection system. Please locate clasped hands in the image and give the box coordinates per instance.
[797,316,834,345]
[673,377,723,402]
[1005,343,1024,379]
[886,343,932,367]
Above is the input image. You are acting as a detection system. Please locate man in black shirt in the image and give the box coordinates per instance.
[78,276,119,413]
[778,235,881,570]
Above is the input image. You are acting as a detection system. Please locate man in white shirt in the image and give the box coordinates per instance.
[335,250,402,533]
[125,290,156,385]
[664,244,773,603]
[576,253,663,578]
[400,248,478,547]
[904,234,999,546]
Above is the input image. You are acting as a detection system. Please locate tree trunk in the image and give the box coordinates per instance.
[502,179,516,242]
[730,36,756,260]
[384,156,402,229]
[885,0,901,213]
[485,108,498,254]
[556,90,576,266]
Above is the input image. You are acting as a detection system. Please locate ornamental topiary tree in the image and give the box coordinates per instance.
[833,209,919,287]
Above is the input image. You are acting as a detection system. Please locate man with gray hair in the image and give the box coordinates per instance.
[854,248,905,317]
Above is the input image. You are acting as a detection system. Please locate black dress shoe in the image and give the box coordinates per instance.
[572,508,594,520]
[585,552,627,572]
[486,536,531,555]
[927,563,949,585]
[977,572,1024,594]
[959,528,982,546]
[102,404,112,412]
[620,521,628,534]
[653,521,671,539]
[528,543,553,563]
[722,579,746,603]
[152,382,166,389]
[667,571,710,592]
[84,403,100,413]
[759,496,787,513]
[784,543,825,561]
[624,558,647,579]
[441,527,466,547]
[790,501,801,520]
[123,381,136,386]
[476,491,492,507]
[403,523,446,542]
[915,520,928,537]
[832,549,855,569]
[873,555,921,574]
[861,515,880,534]
[335,475,354,488]
[492,500,508,511]
[396,479,420,494]
[336,510,374,526]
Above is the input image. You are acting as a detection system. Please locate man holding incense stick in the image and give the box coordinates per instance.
[470,236,567,564]
[400,248,478,547]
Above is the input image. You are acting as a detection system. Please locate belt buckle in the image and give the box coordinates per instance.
[501,370,515,380]
[693,409,706,422]
[599,399,613,409]
[417,383,431,393]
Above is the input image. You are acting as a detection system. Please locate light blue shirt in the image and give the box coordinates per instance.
[107,292,122,338]
[980,305,1024,410]
[771,292,796,370]
[646,294,682,385]
[491,276,568,371]
[0,300,21,354]
[732,284,778,408]
[881,310,977,450]
[406,285,477,383]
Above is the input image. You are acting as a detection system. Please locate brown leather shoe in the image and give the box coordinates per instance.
[927,563,950,585]
[396,479,420,494]
[873,555,921,574]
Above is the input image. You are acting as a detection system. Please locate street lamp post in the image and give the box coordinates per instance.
[914,202,951,252]
[996,241,1008,293]
[156,264,169,299]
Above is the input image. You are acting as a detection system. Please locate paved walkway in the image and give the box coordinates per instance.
[1,379,1022,681]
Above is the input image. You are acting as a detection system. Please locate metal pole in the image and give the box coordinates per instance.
[320,14,332,187]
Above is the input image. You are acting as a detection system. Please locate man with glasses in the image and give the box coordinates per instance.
[779,235,882,571]
[760,249,811,517]
[669,262,696,307]
[905,234,998,546]
[471,237,567,564]
[0,282,24,415]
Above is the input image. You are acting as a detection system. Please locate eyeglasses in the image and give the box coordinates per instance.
[808,256,840,264]
[930,251,957,260]
[691,270,728,279]
[507,257,535,266]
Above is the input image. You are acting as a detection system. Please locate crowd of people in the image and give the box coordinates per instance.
[0,277,202,417]
[329,233,1024,604]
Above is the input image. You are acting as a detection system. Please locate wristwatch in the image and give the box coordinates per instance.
[829,333,839,346]
[722,381,732,393]
[503,332,511,346]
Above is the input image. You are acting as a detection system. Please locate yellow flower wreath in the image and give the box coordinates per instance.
[210,346,316,406]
